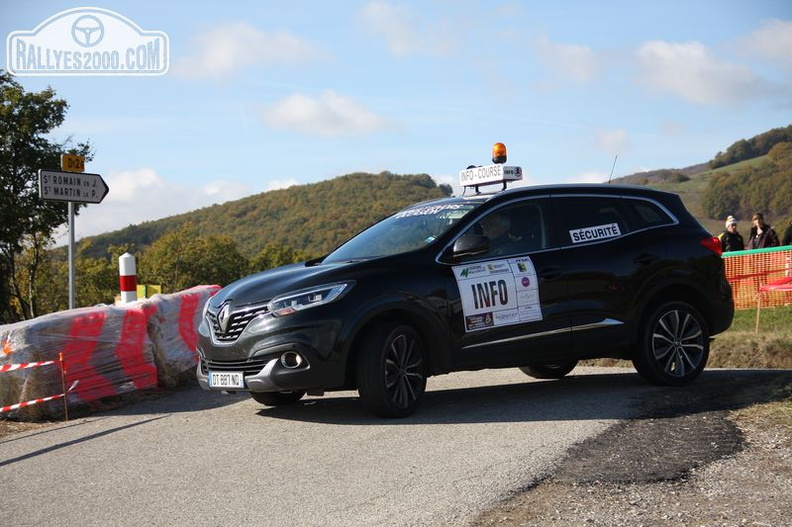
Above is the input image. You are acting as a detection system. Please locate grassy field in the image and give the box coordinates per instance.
[710,305,792,369]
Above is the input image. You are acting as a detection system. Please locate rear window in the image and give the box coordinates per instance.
[625,199,675,229]
[555,197,630,246]
[554,195,675,246]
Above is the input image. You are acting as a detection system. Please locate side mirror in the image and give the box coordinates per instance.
[452,234,490,258]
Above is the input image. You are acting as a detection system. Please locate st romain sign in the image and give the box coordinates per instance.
[38,155,110,309]
[39,169,109,203]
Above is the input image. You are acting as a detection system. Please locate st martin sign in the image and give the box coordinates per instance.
[39,169,109,204]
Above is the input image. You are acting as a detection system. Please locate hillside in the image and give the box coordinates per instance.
[82,172,452,259]
[611,156,775,236]
[82,125,792,259]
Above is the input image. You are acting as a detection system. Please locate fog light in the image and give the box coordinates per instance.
[280,351,304,369]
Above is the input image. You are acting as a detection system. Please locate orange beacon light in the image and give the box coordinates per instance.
[492,142,507,164]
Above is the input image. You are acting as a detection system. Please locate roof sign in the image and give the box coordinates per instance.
[459,163,523,189]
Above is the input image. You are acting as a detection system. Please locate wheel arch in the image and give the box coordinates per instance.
[631,282,714,352]
[342,305,451,390]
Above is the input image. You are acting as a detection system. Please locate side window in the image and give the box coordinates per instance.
[462,199,554,259]
[624,199,674,229]
[555,197,630,247]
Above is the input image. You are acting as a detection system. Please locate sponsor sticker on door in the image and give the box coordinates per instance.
[454,257,542,332]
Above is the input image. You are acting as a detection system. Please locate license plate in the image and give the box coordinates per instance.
[208,370,245,389]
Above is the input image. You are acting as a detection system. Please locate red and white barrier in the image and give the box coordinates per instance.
[0,355,71,418]
[0,285,220,420]
[1,380,77,414]
[146,285,220,386]
[0,360,55,373]
[119,252,137,304]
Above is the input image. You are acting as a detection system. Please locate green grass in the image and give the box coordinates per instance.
[709,304,792,370]
[730,304,792,333]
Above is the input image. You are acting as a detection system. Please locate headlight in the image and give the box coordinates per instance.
[267,282,353,317]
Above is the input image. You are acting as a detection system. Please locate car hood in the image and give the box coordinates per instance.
[209,260,353,308]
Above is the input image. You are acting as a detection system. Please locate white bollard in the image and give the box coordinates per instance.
[119,252,138,303]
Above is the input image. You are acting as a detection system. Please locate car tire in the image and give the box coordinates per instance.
[357,323,427,418]
[250,390,306,406]
[519,360,578,379]
[633,301,709,386]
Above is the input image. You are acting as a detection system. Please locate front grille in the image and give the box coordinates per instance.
[200,357,270,376]
[207,303,270,342]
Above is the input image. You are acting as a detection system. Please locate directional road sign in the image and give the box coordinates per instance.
[38,169,109,204]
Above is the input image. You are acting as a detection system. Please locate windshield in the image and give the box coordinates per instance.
[324,201,479,262]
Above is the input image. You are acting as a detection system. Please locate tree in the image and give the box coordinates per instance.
[9,231,64,318]
[0,71,92,322]
[139,223,248,292]
[76,242,134,306]
[249,244,313,274]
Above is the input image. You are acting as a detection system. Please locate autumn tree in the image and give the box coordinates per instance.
[249,244,314,274]
[703,142,792,221]
[0,70,92,322]
[75,242,134,306]
[139,224,247,292]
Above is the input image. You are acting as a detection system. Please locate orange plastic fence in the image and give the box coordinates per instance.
[723,247,792,310]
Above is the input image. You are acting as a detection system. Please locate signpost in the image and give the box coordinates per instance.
[39,169,110,203]
[38,156,109,309]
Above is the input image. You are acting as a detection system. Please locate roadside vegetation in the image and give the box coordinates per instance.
[714,306,792,444]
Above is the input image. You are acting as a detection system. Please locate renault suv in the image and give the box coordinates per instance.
[196,151,734,418]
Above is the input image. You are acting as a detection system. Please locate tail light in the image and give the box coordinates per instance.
[700,236,723,256]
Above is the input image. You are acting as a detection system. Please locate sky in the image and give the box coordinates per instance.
[2,1,791,242]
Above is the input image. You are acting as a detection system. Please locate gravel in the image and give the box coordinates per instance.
[470,373,792,527]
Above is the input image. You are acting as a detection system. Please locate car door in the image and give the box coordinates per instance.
[442,197,572,370]
[552,194,670,358]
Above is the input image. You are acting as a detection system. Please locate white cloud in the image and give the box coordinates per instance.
[595,128,628,154]
[264,179,298,192]
[69,168,251,239]
[261,91,392,137]
[567,171,608,184]
[203,179,250,198]
[359,1,455,57]
[174,23,324,79]
[103,167,164,201]
[740,19,792,74]
[532,35,600,83]
[635,40,771,105]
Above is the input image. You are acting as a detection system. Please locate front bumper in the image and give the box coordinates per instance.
[196,298,352,393]
[196,341,346,393]
[198,355,291,392]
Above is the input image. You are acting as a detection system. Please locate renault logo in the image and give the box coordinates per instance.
[217,303,232,333]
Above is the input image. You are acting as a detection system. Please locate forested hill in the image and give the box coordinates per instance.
[82,172,452,259]
[83,124,792,259]
[611,124,792,235]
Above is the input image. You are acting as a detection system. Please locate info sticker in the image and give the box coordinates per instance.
[453,257,542,332]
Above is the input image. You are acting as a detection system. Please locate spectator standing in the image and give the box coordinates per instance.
[718,215,745,252]
[748,212,780,249]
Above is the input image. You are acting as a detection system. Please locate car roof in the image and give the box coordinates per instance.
[399,183,682,217]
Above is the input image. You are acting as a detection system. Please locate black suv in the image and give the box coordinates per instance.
[197,159,733,417]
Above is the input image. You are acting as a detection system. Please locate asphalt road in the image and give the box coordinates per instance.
[1,367,780,526]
